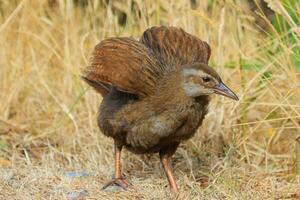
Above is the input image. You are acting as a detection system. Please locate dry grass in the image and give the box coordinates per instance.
[0,0,300,199]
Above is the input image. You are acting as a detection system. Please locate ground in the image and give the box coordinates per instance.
[0,1,300,199]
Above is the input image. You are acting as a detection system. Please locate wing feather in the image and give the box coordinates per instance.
[83,27,211,98]
[140,26,211,68]
[83,37,162,98]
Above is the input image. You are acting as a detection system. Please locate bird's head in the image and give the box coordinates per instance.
[181,63,239,101]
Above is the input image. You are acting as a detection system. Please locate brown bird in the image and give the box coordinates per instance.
[82,26,238,193]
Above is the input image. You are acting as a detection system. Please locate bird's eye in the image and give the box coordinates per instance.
[202,77,210,82]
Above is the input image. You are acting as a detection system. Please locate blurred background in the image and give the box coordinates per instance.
[0,0,299,199]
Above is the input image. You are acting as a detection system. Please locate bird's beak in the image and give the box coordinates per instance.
[213,82,239,101]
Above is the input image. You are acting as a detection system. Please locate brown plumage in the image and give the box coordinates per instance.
[82,26,238,193]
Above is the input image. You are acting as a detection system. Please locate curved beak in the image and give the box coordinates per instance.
[213,82,239,101]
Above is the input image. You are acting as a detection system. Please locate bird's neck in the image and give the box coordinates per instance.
[138,70,211,115]
[150,69,208,107]
[154,70,185,97]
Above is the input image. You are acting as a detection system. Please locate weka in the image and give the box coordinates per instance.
[82,26,238,193]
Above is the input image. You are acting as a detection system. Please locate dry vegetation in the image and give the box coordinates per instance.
[0,0,300,199]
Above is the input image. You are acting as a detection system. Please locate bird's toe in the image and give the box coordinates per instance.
[102,178,130,191]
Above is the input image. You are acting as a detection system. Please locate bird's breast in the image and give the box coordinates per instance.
[172,100,209,141]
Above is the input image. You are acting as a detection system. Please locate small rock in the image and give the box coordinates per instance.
[102,185,124,192]
[64,171,89,178]
[66,189,89,200]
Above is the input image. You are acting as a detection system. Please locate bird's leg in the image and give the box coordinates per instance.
[102,141,129,190]
[161,155,178,193]
[159,143,179,193]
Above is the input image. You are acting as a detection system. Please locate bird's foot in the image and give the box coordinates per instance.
[102,177,130,191]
